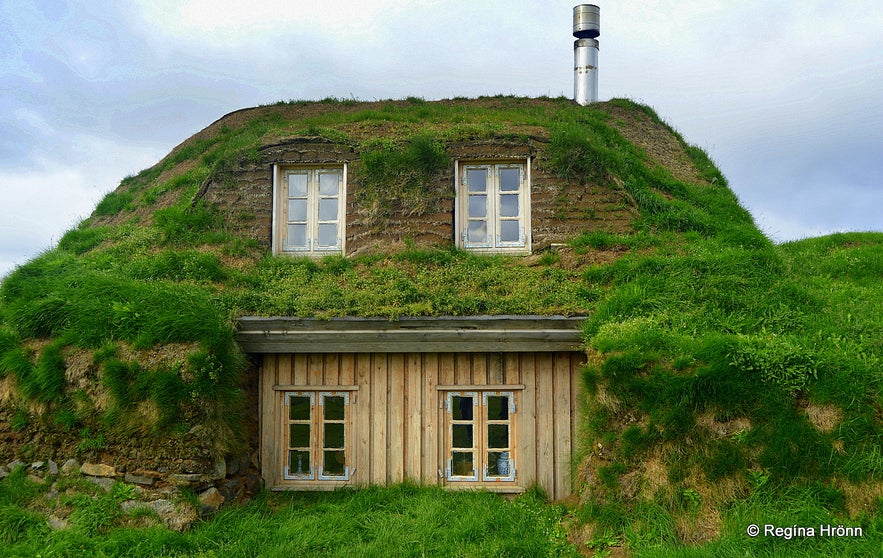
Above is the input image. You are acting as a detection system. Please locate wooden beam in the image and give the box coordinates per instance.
[235,316,586,354]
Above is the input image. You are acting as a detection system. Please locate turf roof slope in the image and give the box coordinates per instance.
[1,96,881,548]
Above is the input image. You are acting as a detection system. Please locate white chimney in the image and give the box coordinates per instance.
[573,5,600,105]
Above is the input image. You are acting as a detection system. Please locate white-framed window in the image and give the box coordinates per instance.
[273,165,346,255]
[283,391,350,481]
[455,160,531,253]
[444,391,516,483]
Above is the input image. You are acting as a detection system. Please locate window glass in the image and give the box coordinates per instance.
[500,221,519,242]
[452,452,474,476]
[288,199,308,221]
[287,225,308,248]
[319,172,339,195]
[288,450,311,476]
[288,173,308,196]
[487,424,509,448]
[289,396,312,421]
[318,198,338,221]
[323,423,345,448]
[499,168,520,191]
[467,169,486,192]
[289,423,311,447]
[324,396,345,420]
[486,395,509,420]
[452,395,474,420]
[486,451,510,477]
[499,194,519,217]
[467,221,487,243]
[452,424,473,448]
[468,195,487,218]
[317,223,338,247]
[323,451,346,476]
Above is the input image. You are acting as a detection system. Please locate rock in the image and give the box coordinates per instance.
[149,499,176,516]
[212,459,226,479]
[7,460,25,471]
[167,473,203,487]
[27,474,44,484]
[43,487,60,502]
[124,473,156,486]
[47,515,69,530]
[80,462,117,477]
[198,487,225,516]
[30,461,45,470]
[148,499,197,532]
[61,458,81,475]
[0,469,8,479]
[85,476,115,492]
[48,460,59,475]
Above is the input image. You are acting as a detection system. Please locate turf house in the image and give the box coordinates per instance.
[2,95,882,548]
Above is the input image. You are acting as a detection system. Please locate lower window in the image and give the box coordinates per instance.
[284,391,350,481]
[445,391,516,482]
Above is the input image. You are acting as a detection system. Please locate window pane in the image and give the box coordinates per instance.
[289,423,311,448]
[486,451,511,477]
[288,173,308,197]
[287,224,308,248]
[467,169,487,192]
[467,221,487,243]
[324,396,345,420]
[323,451,346,476]
[468,195,487,218]
[319,172,339,195]
[486,396,509,420]
[318,198,338,221]
[487,424,509,449]
[288,199,307,222]
[500,220,520,242]
[452,395,474,420]
[499,194,519,217]
[324,423,345,449]
[452,424,473,448]
[288,450,311,475]
[452,451,474,476]
[317,223,338,247]
[499,168,520,191]
[289,396,311,421]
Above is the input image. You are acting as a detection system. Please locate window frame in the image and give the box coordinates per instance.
[454,159,531,254]
[443,390,517,484]
[282,391,352,482]
[272,164,347,256]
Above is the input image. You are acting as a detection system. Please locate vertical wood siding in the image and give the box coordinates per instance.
[261,351,584,499]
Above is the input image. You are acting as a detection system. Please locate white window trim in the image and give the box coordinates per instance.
[444,390,516,484]
[283,391,351,482]
[454,159,531,254]
[272,164,347,256]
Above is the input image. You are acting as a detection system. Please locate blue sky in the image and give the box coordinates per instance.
[2,0,882,277]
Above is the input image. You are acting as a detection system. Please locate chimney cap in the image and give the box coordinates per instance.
[573,4,600,39]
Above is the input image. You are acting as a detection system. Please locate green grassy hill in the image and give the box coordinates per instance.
[1,96,880,555]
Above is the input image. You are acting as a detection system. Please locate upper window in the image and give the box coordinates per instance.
[284,391,350,481]
[274,166,345,255]
[456,161,530,253]
[445,391,516,483]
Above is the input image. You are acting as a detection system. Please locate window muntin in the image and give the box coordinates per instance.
[284,391,350,481]
[445,391,516,482]
[458,162,529,252]
[276,166,344,255]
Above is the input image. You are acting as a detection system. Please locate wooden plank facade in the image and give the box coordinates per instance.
[239,317,586,499]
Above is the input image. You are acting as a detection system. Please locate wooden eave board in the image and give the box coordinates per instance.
[235,315,586,353]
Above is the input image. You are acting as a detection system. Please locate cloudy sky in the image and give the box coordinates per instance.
[2,0,881,278]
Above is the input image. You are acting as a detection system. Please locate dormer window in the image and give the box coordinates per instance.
[456,160,531,253]
[273,165,346,255]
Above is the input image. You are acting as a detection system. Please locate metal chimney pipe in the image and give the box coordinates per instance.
[573,5,600,105]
